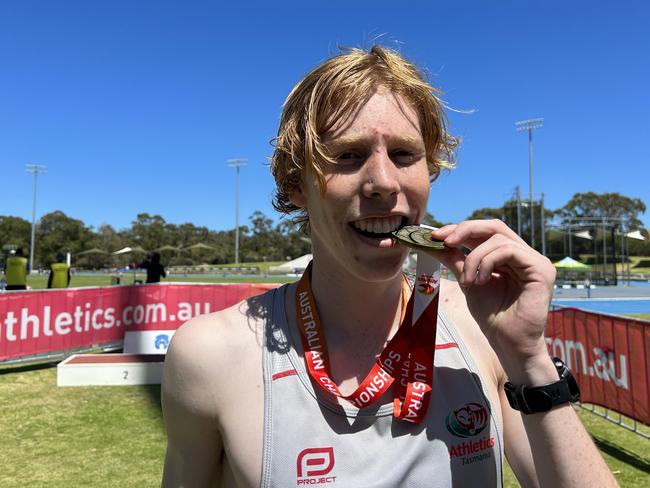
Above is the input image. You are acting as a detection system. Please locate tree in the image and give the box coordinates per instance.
[0,216,31,251]
[80,224,124,269]
[241,211,281,262]
[277,220,311,260]
[555,192,648,260]
[422,212,446,228]
[36,211,94,268]
[127,213,168,251]
[92,224,124,251]
[557,192,646,231]
[466,207,504,221]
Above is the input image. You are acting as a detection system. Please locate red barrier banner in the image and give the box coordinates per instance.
[546,308,650,426]
[0,282,277,362]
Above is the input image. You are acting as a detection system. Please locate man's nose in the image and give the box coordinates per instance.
[361,150,400,199]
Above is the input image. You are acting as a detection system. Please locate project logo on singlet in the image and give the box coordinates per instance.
[445,402,489,438]
[296,447,336,485]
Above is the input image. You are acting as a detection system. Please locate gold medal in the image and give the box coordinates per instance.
[391,225,446,251]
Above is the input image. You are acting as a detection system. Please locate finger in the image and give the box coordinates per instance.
[460,234,533,286]
[438,219,527,250]
[429,224,457,241]
[427,246,466,279]
[472,243,522,286]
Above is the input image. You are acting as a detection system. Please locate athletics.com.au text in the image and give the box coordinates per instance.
[546,337,628,389]
[0,301,212,342]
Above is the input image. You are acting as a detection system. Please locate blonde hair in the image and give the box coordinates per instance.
[270,45,458,229]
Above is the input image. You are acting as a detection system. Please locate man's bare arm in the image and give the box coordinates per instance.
[499,365,617,487]
[161,316,224,487]
[432,220,617,487]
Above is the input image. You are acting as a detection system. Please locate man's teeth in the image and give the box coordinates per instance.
[352,216,403,234]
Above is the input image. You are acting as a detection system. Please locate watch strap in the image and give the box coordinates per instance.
[504,357,580,415]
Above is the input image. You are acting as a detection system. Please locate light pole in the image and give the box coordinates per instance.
[515,185,522,236]
[227,158,247,264]
[25,164,47,273]
[540,192,546,256]
[515,118,543,249]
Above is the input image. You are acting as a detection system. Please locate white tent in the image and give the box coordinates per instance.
[553,256,591,269]
[573,230,593,240]
[627,230,646,241]
[269,254,312,274]
[112,246,147,256]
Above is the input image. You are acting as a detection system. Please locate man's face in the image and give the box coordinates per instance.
[292,87,430,282]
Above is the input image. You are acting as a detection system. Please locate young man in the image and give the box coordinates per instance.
[140,252,167,284]
[162,46,617,487]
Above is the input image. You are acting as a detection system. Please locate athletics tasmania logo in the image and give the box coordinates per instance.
[445,402,489,438]
[296,447,336,485]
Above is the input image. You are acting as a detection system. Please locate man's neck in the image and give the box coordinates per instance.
[309,258,404,355]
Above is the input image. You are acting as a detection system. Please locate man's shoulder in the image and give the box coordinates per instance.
[169,290,274,362]
[163,290,276,420]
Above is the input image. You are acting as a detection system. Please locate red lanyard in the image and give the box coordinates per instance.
[295,262,440,423]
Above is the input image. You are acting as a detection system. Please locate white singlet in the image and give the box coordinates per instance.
[258,284,504,488]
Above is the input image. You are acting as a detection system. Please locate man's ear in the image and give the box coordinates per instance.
[289,186,307,208]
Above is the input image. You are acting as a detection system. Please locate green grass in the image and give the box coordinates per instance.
[1,366,647,487]
[503,408,650,487]
[0,366,165,488]
[25,272,295,290]
[576,408,650,487]
[177,261,287,274]
[27,274,114,289]
[627,313,650,321]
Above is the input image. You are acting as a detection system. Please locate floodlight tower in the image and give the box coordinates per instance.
[227,158,247,264]
[25,164,47,273]
[515,118,543,249]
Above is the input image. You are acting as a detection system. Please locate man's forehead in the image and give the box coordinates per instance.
[321,89,422,145]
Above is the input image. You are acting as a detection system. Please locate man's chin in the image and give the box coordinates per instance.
[352,253,408,282]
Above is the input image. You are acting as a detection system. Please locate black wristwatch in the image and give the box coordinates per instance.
[504,357,580,415]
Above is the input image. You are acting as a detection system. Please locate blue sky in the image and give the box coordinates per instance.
[1,0,648,233]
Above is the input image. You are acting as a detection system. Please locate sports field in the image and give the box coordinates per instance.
[0,363,648,487]
[24,272,295,289]
[22,273,650,321]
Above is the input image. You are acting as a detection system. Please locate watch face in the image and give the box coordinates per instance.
[526,389,553,412]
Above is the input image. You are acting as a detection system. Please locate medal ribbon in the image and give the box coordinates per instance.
[295,252,441,423]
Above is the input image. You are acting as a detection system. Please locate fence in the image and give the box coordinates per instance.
[2,285,649,436]
[547,307,650,437]
[0,282,277,363]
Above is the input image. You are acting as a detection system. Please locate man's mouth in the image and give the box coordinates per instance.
[350,216,407,239]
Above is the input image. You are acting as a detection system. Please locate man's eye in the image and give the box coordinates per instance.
[391,150,421,165]
[336,151,364,164]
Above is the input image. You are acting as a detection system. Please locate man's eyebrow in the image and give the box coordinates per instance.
[322,135,365,149]
[323,134,424,148]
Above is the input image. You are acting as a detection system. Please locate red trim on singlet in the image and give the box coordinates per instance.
[272,369,298,381]
[435,342,459,350]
